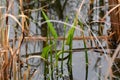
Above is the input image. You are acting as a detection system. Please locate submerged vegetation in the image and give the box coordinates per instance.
[0,0,120,80]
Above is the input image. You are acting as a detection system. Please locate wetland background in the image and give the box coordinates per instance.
[0,0,120,80]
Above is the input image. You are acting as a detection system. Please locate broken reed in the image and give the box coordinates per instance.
[0,0,9,79]
[0,0,31,80]
[0,27,9,80]
[8,34,114,44]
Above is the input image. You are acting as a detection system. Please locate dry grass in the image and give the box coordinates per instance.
[0,0,119,80]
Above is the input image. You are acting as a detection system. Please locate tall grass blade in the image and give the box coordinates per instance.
[66,26,75,45]
[41,45,51,59]
[41,45,51,80]
[78,20,88,80]
[61,17,68,74]
[65,19,76,80]
[41,11,58,39]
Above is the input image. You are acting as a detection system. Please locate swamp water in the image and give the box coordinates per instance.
[0,0,113,80]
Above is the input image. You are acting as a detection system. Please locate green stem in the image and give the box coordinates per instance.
[79,20,88,80]
[61,17,68,74]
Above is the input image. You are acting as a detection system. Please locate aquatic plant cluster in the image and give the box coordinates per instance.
[0,0,120,80]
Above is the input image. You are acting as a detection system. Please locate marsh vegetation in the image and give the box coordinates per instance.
[0,0,120,80]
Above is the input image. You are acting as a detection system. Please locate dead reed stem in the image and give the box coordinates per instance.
[9,32,114,42]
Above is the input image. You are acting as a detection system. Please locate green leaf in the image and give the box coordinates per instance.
[41,45,51,58]
[41,11,58,39]
[78,19,83,28]
[55,50,62,67]
[66,17,78,45]
[66,26,75,45]
[56,51,62,58]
